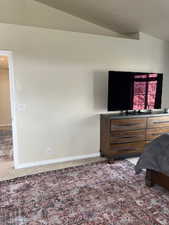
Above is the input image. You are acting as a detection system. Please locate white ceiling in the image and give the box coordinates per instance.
[36,0,169,40]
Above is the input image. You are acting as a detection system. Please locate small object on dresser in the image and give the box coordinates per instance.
[164,108,169,113]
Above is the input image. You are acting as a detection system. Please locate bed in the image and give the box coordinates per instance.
[135,133,169,190]
[145,169,169,190]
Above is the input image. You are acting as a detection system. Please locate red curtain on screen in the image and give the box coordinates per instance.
[133,74,157,110]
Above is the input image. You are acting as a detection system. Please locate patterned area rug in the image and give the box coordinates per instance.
[0,160,169,225]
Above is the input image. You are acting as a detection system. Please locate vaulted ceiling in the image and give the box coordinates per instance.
[36,0,169,41]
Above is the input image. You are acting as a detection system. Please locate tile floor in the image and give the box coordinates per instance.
[127,157,139,165]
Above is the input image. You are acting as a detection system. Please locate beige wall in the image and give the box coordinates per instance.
[0,23,168,166]
[0,0,123,37]
[0,69,11,124]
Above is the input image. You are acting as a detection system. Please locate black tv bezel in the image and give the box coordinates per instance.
[107,71,163,111]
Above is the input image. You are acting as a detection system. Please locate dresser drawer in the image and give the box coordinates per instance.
[146,127,169,140]
[109,141,145,155]
[147,116,169,128]
[110,130,146,143]
[110,118,146,131]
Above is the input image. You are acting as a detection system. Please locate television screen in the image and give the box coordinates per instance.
[108,71,163,111]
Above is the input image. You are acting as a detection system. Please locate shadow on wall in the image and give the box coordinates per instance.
[93,71,108,111]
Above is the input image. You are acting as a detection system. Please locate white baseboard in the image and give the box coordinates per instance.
[16,153,100,169]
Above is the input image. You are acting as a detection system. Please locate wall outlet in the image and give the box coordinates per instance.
[46,147,55,155]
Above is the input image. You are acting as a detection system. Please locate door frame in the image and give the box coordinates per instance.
[0,50,19,169]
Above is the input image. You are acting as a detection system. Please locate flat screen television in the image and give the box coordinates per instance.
[108,71,163,111]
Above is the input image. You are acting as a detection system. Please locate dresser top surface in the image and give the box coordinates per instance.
[101,111,169,120]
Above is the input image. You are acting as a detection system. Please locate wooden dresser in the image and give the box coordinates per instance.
[100,113,169,159]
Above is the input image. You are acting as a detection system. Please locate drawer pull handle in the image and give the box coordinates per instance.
[153,121,169,124]
[151,133,159,136]
[151,132,166,136]
[112,123,141,128]
[113,134,144,139]
[120,135,142,139]
[122,136,137,139]
[119,123,139,126]
[116,147,137,152]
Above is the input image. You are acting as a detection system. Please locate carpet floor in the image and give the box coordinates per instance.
[0,160,169,225]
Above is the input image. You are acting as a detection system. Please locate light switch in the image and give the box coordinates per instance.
[16,104,26,112]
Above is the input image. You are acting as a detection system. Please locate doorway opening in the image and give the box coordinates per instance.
[0,52,17,176]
